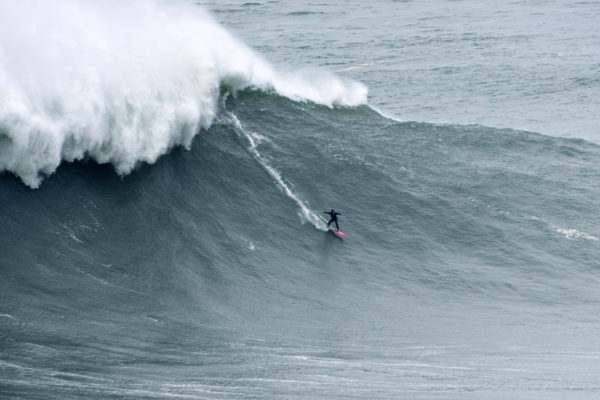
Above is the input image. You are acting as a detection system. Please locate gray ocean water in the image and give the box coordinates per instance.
[1,0,600,399]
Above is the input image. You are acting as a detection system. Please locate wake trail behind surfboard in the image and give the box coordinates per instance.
[224,111,328,231]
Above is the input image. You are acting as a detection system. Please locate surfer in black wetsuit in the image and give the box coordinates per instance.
[324,209,342,231]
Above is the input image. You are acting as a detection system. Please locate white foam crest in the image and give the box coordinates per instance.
[529,216,598,241]
[554,227,598,242]
[0,0,367,188]
[225,112,327,231]
[268,68,368,107]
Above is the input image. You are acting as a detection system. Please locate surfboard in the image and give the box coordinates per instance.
[332,230,345,237]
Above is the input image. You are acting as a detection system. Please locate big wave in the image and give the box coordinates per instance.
[0,0,367,188]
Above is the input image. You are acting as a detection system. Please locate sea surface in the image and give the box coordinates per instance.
[1,0,600,399]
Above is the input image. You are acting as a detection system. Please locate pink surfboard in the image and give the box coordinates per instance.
[333,230,345,237]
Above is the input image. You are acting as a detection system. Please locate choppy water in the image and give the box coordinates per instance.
[2,1,600,399]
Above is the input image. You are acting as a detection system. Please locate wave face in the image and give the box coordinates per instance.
[2,1,600,399]
[2,89,600,398]
[0,0,367,188]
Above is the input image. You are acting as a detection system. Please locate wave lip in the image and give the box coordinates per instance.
[0,0,367,188]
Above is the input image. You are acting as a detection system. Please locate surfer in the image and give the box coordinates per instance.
[324,209,342,231]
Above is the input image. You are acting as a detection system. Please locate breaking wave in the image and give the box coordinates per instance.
[0,0,367,188]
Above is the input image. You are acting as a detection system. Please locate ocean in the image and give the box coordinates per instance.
[1,0,600,398]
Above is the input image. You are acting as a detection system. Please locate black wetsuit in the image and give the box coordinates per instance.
[324,210,342,231]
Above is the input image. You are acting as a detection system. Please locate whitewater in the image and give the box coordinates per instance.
[2,1,600,399]
[0,0,366,188]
